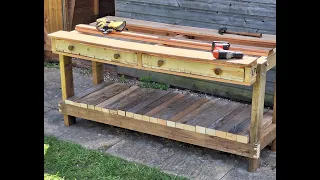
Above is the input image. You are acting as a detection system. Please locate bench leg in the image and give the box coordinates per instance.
[92,61,103,85]
[248,159,260,172]
[59,55,76,126]
[248,63,267,172]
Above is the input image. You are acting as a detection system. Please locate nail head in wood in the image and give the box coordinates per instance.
[68,45,74,51]
[114,53,120,59]
[214,68,222,75]
[157,60,164,67]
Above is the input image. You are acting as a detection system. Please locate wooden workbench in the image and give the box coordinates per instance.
[48,16,276,172]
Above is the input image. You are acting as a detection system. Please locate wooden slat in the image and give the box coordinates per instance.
[103,88,149,115]
[97,86,139,109]
[169,98,209,122]
[153,95,200,126]
[59,102,260,159]
[46,0,63,33]
[212,105,251,139]
[185,100,236,126]
[75,24,271,56]
[77,83,131,106]
[176,101,214,130]
[102,16,276,48]
[49,31,258,67]
[65,81,113,105]
[185,100,240,134]
[144,93,184,117]
[134,91,177,115]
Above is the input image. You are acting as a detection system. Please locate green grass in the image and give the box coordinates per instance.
[44,62,59,69]
[139,76,169,90]
[44,136,187,180]
[119,75,128,83]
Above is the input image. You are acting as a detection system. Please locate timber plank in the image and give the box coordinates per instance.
[186,99,239,127]
[169,98,209,122]
[59,103,259,159]
[49,31,258,67]
[103,16,276,48]
[152,95,198,119]
[177,101,215,124]
[212,105,251,130]
[134,91,178,115]
[76,24,271,56]
[103,88,149,110]
[77,83,131,106]
[65,81,113,104]
[120,89,161,112]
[144,93,184,117]
[234,109,271,143]
[96,85,140,109]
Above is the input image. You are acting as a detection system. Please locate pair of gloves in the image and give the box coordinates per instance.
[96,18,127,34]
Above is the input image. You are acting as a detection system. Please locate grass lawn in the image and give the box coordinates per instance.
[44,136,187,180]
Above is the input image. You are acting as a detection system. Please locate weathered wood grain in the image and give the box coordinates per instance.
[77,83,131,106]
[65,81,114,104]
[116,11,275,35]
[135,92,177,115]
[59,102,260,159]
[116,1,276,31]
[185,100,237,126]
[169,98,209,122]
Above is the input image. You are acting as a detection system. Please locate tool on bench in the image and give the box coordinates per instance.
[211,41,244,59]
[96,17,127,34]
[218,27,262,38]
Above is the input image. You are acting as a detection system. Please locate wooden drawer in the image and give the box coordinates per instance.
[54,40,138,65]
[141,54,255,83]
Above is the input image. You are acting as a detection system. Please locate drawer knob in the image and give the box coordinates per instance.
[157,60,164,67]
[68,45,74,51]
[214,68,222,75]
[114,53,120,59]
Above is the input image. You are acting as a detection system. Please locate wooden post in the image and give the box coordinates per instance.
[59,54,76,126]
[94,0,99,19]
[92,61,103,85]
[248,63,267,172]
[271,80,276,151]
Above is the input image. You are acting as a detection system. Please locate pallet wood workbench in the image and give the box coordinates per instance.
[48,16,276,172]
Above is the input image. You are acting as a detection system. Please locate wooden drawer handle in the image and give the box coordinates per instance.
[114,53,120,59]
[214,68,222,75]
[157,60,164,67]
[68,45,74,51]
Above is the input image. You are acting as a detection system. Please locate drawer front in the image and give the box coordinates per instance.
[55,40,138,65]
[141,54,245,82]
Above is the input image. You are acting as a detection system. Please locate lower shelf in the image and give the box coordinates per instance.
[60,81,275,145]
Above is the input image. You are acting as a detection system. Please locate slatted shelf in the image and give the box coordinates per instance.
[60,81,273,144]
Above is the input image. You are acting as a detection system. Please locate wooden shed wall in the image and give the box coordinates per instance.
[114,0,276,107]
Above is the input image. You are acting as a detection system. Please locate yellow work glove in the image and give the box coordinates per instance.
[96,18,126,34]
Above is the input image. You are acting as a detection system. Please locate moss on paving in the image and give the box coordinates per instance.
[44,136,187,180]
